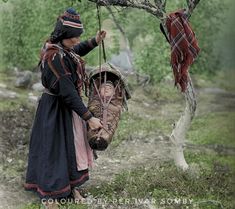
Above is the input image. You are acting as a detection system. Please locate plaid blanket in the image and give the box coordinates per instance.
[165,9,200,92]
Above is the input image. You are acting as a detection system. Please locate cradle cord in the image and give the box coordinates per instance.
[96,3,103,116]
[96,3,109,121]
[96,3,107,63]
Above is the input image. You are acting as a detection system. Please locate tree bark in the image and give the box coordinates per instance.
[170,75,197,170]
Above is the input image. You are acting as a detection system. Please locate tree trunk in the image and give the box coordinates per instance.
[170,74,196,170]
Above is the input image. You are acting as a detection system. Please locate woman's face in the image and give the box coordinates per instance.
[62,36,80,48]
[70,37,80,45]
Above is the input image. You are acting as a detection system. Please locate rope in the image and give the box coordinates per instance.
[96,3,103,116]
[96,3,109,119]
[96,3,107,63]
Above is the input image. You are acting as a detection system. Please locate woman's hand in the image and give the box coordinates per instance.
[95,30,107,45]
[87,117,103,130]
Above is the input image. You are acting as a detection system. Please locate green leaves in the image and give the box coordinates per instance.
[0,0,231,78]
[0,0,106,71]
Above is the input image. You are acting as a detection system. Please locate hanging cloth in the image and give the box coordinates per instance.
[165,9,200,92]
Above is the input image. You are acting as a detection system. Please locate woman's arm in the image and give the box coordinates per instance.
[58,75,93,121]
[73,37,98,56]
[73,30,106,56]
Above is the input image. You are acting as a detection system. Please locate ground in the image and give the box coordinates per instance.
[0,71,234,209]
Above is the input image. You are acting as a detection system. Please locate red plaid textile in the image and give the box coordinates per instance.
[166,10,200,92]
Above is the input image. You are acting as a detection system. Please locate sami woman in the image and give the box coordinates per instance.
[24,8,106,208]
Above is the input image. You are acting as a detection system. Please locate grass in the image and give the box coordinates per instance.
[141,82,183,103]
[0,70,14,86]
[192,70,235,92]
[17,147,235,206]
[79,80,235,208]
[87,76,235,209]
[112,111,171,147]
[21,203,88,209]
[4,71,235,209]
[0,71,39,111]
[187,112,235,146]
[213,70,235,92]
[88,161,234,208]
[0,98,31,111]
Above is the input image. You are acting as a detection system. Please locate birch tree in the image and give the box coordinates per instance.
[89,0,201,170]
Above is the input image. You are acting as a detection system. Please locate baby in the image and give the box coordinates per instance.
[88,80,124,150]
[100,81,115,98]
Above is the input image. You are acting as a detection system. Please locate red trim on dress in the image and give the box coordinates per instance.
[24,172,88,196]
[70,172,89,185]
[24,183,71,196]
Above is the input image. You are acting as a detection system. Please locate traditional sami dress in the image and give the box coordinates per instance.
[24,38,97,199]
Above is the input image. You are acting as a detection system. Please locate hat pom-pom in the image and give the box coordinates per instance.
[66,7,78,15]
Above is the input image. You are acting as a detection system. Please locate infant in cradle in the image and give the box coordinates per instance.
[100,81,115,98]
[88,80,123,150]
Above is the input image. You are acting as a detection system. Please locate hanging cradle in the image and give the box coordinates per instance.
[87,63,131,150]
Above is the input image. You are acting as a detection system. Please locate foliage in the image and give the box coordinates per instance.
[0,0,232,82]
[88,98,235,208]
[87,73,235,208]
[188,112,235,146]
[1,69,234,209]
[101,0,231,82]
[88,160,234,208]
[190,0,231,74]
[109,8,172,83]
[0,0,109,71]
[112,111,171,146]
[21,202,88,209]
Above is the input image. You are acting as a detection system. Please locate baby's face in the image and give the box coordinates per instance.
[100,84,115,97]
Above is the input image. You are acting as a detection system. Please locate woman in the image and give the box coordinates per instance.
[24,8,106,208]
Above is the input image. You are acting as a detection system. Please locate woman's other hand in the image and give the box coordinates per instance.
[95,30,106,45]
[87,117,103,130]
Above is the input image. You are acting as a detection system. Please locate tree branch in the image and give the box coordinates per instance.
[154,0,167,13]
[89,0,166,19]
[186,0,200,18]
[90,0,201,20]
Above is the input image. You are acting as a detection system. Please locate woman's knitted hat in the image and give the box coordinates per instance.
[50,8,84,43]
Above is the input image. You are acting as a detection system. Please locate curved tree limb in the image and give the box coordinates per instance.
[90,0,200,19]
[90,0,165,19]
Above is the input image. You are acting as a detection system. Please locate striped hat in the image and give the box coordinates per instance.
[50,8,84,43]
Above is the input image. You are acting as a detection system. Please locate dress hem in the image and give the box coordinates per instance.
[24,173,89,199]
